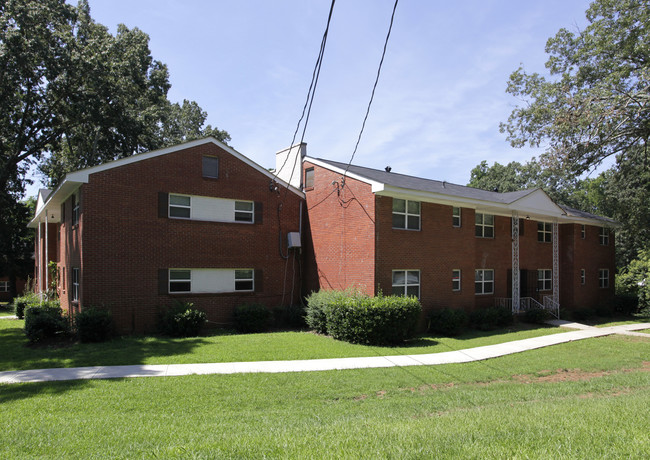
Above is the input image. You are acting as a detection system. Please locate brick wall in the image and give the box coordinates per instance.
[73,142,302,333]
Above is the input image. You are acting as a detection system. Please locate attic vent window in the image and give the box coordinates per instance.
[202,156,219,178]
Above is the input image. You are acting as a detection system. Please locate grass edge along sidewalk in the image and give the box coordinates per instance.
[2,322,648,384]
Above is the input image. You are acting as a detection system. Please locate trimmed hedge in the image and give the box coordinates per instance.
[76,307,113,342]
[522,307,550,324]
[428,308,468,336]
[305,288,365,334]
[319,293,421,346]
[233,303,271,333]
[158,302,207,337]
[13,293,41,319]
[469,306,513,331]
[24,300,68,343]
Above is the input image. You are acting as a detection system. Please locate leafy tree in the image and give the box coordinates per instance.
[0,195,35,300]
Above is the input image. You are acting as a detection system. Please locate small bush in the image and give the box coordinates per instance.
[326,295,421,346]
[233,303,271,333]
[610,294,639,316]
[24,300,68,343]
[523,307,550,324]
[428,308,468,336]
[305,288,365,335]
[273,304,306,329]
[13,293,40,319]
[572,307,596,322]
[469,306,513,331]
[76,307,113,343]
[159,302,207,337]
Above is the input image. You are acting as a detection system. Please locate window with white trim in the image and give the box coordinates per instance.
[452,207,461,227]
[392,199,420,230]
[235,269,254,291]
[475,213,494,238]
[0,281,8,292]
[580,269,585,285]
[599,269,609,288]
[72,268,80,301]
[392,270,420,298]
[537,222,552,243]
[599,227,609,245]
[72,193,80,226]
[537,269,552,291]
[169,194,191,219]
[581,225,586,239]
[234,201,254,223]
[202,156,219,178]
[169,269,192,292]
[452,269,461,291]
[475,269,494,294]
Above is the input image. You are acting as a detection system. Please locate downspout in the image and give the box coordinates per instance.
[37,220,42,299]
[45,208,48,296]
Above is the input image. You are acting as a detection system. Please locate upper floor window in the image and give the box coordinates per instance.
[475,213,494,238]
[392,199,420,230]
[452,269,461,291]
[537,269,552,291]
[392,270,420,298]
[304,168,314,189]
[202,156,219,178]
[537,222,552,243]
[475,269,494,294]
[169,194,191,219]
[599,269,609,288]
[599,227,609,245]
[72,193,80,226]
[581,225,586,239]
[580,269,585,285]
[234,201,254,222]
[0,281,8,292]
[452,207,461,227]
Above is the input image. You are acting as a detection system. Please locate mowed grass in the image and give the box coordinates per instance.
[0,302,14,317]
[1,334,649,459]
[0,318,565,372]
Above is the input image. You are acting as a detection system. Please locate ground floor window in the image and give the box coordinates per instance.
[0,281,8,292]
[475,269,494,295]
[392,270,420,298]
[599,269,609,288]
[234,269,254,291]
[169,269,192,292]
[168,268,256,294]
[580,269,585,285]
[537,269,552,291]
[72,268,80,301]
[452,269,461,291]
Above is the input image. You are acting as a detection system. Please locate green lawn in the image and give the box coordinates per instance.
[1,334,649,458]
[0,319,565,372]
[0,302,14,317]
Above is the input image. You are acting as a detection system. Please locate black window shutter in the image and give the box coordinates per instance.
[158,192,168,218]
[254,202,263,224]
[254,269,263,292]
[158,269,168,295]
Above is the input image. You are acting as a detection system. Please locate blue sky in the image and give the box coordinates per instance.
[28,0,595,196]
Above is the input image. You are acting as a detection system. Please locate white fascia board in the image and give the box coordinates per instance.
[28,180,82,227]
[304,157,384,190]
[66,137,304,198]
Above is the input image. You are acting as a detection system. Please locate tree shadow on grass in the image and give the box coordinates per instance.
[0,379,94,405]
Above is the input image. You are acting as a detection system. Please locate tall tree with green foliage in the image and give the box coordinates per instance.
[500,0,650,263]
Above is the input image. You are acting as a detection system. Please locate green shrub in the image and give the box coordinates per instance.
[609,294,639,316]
[305,288,365,335]
[469,306,513,331]
[24,300,68,343]
[75,307,113,343]
[427,308,468,336]
[326,295,421,346]
[572,307,596,322]
[523,307,550,324]
[233,303,271,333]
[13,293,40,319]
[273,304,306,329]
[158,302,207,337]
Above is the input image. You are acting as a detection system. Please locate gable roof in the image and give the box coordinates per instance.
[30,137,303,227]
[307,157,615,225]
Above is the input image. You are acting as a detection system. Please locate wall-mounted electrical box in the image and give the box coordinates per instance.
[287,232,301,248]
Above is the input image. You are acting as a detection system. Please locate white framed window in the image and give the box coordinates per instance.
[0,281,8,292]
[599,227,609,245]
[537,222,552,243]
[452,269,461,291]
[599,269,609,288]
[169,194,191,219]
[72,193,80,226]
[537,269,552,291]
[392,199,420,230]
[169,269,192,293]
[72,268,80,301]
[475,213,494,238]
[452,207,461,227]
[581,225,586,239]
[392,270,420,298]
[235,269,254,291]
[580,269,586,285]
[475,269,494,295]
[202,156,219,179]
[234,201,254,223]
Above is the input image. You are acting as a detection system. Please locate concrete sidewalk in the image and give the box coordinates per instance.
[0,322,648,385]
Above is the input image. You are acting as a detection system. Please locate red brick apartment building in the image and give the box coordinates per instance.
[31,139,615,332]
[30,138,304,333]
[280,146,616,318]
